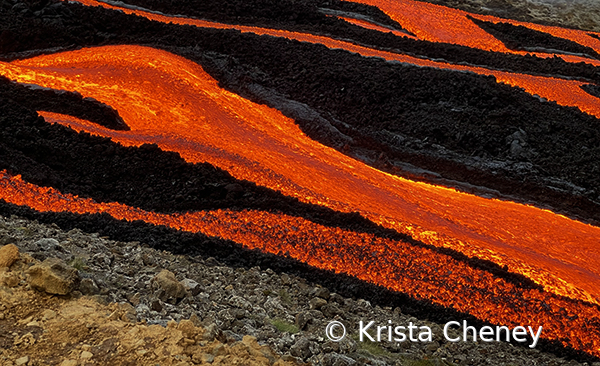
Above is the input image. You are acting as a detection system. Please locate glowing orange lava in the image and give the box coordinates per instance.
[343,0,600,65]
[1,44,598,310]
[346,0,509,52]
[1,171,600,356]
[64,0,600,120]
[3,0,600,355]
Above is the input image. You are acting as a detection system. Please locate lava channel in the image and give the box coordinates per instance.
[64,0,600,120]
[1,45,600,312]
[342,0,600,65]
[1,171,600,356]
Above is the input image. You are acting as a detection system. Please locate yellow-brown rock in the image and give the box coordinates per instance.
[26,258,80,295]
[0,244,19,268]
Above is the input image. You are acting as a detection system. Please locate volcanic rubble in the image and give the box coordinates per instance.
[1,215,597,366]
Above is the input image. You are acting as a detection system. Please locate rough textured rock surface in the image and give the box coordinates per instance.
[0,244,19,268]
[1,0,600,364]
[26,258,80,295]
[0,214,595,365]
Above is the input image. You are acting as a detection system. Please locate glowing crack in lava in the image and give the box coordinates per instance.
[65,0,600,121]
[1,44,600,309]
[2,171,600,356]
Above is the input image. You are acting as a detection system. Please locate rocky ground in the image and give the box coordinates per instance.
[1,214,598,366]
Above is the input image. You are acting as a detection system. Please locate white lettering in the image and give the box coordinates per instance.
[512,326,527,342]
[359,321,375,342]
[528,326,543,348]
[479,326,494,342]
[419,326,433,342]
[394,326,406,342]
[377,325,387,342]
[463,320,477,342]
[443,321,461,342]
[496,326,510,342]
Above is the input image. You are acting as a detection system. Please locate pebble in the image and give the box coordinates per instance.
[14,356,29,365]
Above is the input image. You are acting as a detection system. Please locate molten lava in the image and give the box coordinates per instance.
[2,0,600,357]
[1,171,600,356]
[63,0,600,120]
[1,45,598,308]
[343,0,600,61]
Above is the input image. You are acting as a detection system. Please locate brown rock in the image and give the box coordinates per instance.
[26,258,80,295]
[211,344,228,357]
[177,319,198,339]
[242,335,260,350]
[0,244,19,268]
[152,269,187,300]
[0,271,20,287]
[309,297,327,310]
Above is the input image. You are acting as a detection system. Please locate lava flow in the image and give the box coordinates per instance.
[65,0,600,120]
[1,44,600,311]
[2,171,600,356]
[343,0,600,60]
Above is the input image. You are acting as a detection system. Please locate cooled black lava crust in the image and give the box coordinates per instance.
[470,16,600,59]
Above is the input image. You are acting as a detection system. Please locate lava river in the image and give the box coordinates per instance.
[1,44,600,350]
[67,0,600,119]
[343,0,600,60]
[2,170,600,356]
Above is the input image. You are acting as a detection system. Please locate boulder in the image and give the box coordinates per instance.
[152,269,187,300]
[27,258,80,295]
